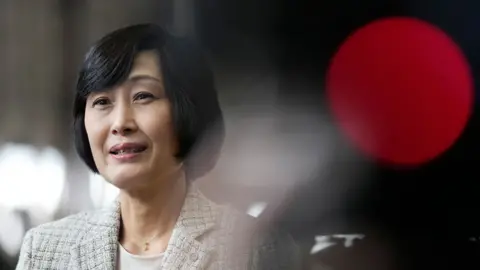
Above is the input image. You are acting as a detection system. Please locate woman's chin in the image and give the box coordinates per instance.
[105,168,148,190]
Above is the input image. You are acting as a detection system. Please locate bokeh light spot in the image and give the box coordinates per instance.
[326,17,473,166]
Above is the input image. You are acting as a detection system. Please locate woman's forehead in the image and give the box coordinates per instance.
[86,51,164,99]
[128,50,163,81]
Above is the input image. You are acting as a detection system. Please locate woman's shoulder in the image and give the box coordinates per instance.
[17,209,112,269]
[212,202,290,239]
[30,211,89,233]
[16,210,94,267]
[205,203,301,269]
[24,208,105,247]
[200,193,296,244]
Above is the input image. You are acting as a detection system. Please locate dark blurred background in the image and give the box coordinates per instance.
[1,0,479,269]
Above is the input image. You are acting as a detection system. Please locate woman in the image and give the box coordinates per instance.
[16,24,300,269]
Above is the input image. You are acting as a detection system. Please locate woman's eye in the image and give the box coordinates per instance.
[134,92,154,101]
[92,98,110,107]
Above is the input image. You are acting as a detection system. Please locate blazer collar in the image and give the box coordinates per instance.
[69,184,218,269]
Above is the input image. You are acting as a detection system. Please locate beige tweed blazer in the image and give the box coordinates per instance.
[15,185,301,269]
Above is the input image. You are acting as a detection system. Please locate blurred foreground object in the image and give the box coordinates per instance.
[326,17,473,166]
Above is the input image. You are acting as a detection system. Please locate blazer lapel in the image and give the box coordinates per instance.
[69,201,121,270]
[162,185,219,269]
[67,184,218,270]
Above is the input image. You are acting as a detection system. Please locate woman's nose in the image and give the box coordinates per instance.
[111,105,138,136]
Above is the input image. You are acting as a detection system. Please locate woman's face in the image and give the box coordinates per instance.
[84,50,179,190]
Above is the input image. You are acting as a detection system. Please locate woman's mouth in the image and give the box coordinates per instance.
[110,147,146,155]
[109,143,148,161]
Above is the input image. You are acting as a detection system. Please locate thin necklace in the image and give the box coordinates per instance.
[139,231,161,251]
[132,165,185,251]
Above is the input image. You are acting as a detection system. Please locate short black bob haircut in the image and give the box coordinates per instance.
[73,24,225,180]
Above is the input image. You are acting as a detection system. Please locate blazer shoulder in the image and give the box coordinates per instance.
[211,205,302,269]
[215,204,292,243]
[27,210,96,250]
[215,204,255,227]
[30,211,91,236]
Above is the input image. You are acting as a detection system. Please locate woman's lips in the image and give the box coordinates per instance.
[109,142,148,162]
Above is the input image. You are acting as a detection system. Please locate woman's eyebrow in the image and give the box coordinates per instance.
[127,75,162,84]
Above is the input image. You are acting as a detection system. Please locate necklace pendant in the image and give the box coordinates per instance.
[144,242,150,251]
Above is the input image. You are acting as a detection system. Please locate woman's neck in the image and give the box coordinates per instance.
[118,170,187,255]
